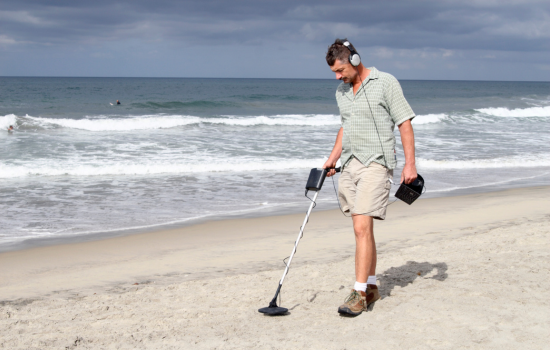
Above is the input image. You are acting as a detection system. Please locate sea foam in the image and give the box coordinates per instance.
[0,158,328,178]
[24,114,340,131]
[0,114,17,129]
[28,115,201,131]
[417,155,550,169]
[210,114,340,126]
[411,114,447,124]
[475,106,550,118]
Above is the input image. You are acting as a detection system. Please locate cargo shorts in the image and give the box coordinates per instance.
[338,157,393,220]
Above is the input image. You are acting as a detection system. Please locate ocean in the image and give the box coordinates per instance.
[1,77,549,251]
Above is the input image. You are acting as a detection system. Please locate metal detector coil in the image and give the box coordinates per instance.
[394,174,424,205]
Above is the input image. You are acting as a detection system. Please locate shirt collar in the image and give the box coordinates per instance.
[339,67,379,100]
[363,66,379,82]
[347,67,379,98]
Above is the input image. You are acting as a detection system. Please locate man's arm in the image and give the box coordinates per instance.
[323,127,343,177]
[397,120,417,184]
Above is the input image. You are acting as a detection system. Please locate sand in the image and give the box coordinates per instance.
[1,186,549,349]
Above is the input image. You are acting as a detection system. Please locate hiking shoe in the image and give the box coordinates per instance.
[338,289,366,316]
[366,284,380,307]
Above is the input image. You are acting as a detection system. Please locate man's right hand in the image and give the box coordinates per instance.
[323,158,338,177]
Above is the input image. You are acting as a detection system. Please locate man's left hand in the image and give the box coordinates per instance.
[400,163,417,184]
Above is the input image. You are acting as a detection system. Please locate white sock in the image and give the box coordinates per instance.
[367,275,377,285]
[354,281,367,292]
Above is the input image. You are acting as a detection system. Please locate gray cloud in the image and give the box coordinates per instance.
[1,0,548,50]
[0,0,548,80]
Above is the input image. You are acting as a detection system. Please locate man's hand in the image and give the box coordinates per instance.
[400,162,417,184]
[323,158,338,177]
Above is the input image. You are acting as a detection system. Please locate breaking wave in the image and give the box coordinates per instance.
[18,114,340,131]
[412,114,447,125]
[0,158,328,178]
[417,155,550,169]
[475,106,550,118]
[0,114,17,130]
[28,115,200,131]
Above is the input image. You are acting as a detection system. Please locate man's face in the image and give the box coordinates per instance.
[330,59,358,83]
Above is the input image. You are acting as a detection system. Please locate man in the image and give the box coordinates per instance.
[323,39,417,316]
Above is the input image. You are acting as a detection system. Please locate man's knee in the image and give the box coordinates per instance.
[353,215,374,239]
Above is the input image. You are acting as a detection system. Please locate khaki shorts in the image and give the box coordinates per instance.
[338,158,393,220]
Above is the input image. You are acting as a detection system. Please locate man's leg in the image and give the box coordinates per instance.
[352,214,375,283]
[337,214,375,316]
[353,214,381,309]
[337,159,387,315]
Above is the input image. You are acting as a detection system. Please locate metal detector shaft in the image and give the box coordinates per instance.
[261,167,340,313]
[268,190,319,304]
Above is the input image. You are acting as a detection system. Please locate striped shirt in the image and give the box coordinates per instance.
[336,67,415,170]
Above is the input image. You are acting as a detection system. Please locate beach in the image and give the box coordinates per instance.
[1,77,550,348]
[1,186,549,349]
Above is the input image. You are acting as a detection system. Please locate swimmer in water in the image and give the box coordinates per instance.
[7,125,14,133]
[116,100,121,105]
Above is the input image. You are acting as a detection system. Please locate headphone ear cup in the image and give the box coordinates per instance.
[349,53,361,67]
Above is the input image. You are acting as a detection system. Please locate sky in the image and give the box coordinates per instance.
[0,0,549,80]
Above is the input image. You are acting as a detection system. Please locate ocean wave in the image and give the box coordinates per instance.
[417,156,550,169]
[27,115,201,131]
[475,106,550,117]
[229,94,330,102]
[428,172,549,193]
[22,114,340,131]
[131,100,238,109]
[0,158,328,178]
[0,114,17,130]
[210,114,339,126]
[411,114,447,125]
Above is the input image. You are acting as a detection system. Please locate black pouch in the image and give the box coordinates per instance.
[394,174,424,205]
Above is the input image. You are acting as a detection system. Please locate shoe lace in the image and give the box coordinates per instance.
[344,290,361,304]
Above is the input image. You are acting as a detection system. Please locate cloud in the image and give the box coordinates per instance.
[0,35,17,46]
[0,0,548,80]
[0,0,548,52]
[0,10,48,25]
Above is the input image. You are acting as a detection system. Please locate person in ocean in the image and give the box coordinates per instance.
[7,125,14,133]
[116,100,121,105]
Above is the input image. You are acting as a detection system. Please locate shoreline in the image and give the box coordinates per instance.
[1,185,548,302]
[2,179,549,254]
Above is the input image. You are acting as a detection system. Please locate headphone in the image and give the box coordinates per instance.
[343,41,361,67]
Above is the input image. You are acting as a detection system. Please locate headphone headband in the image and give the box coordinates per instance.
[343,41,361,67]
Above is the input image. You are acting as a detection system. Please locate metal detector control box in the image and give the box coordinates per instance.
[305,167,341,192]
[305,168,328,192]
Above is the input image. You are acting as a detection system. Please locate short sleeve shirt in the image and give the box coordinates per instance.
[336,67,415,170]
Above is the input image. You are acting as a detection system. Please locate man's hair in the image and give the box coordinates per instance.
[326,38,355,66]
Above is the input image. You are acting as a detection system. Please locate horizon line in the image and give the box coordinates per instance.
[0,76,549,83]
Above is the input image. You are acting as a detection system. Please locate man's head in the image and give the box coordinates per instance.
[326,39,361,83]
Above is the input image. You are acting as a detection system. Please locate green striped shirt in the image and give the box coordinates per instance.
[336,67,415,170]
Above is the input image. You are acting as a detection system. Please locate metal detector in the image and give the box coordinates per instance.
[258,167,340,316]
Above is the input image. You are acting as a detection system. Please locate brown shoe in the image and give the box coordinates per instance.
[338,289,366,316]
[366,284,380,307]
